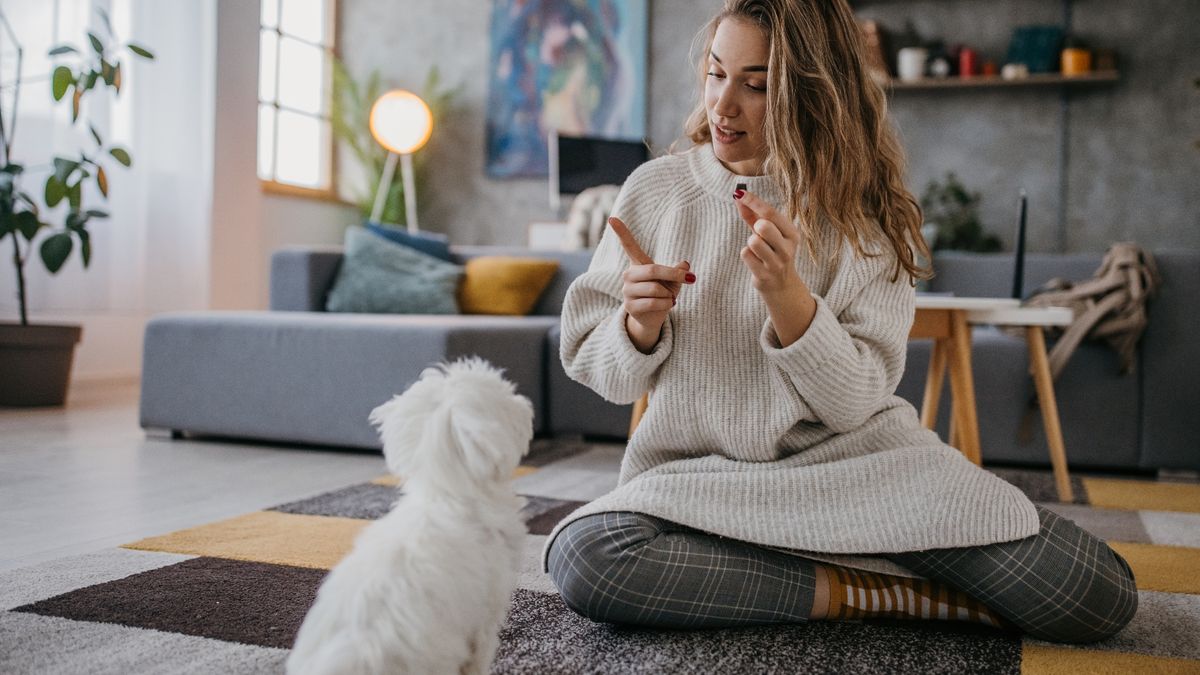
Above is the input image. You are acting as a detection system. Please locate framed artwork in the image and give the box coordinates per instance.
[486,0,648,178]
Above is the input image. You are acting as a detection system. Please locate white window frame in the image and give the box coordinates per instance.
[257,0,339,201]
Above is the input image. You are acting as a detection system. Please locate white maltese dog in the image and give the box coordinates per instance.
[287,357,534,675]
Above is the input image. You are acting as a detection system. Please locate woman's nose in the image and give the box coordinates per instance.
[713,88,739,118]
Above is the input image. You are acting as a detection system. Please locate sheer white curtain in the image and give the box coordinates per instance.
[0,0,215,376]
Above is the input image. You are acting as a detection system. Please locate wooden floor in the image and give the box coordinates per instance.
[0,379,386,573]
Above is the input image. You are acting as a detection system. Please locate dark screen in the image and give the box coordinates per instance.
[557,135,649,194]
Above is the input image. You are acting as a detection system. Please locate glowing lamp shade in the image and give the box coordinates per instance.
[369,90,432,155]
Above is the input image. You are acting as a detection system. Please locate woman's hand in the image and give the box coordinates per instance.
[608,216,694,353]
[734,191,817,346]
[735,190,803,296]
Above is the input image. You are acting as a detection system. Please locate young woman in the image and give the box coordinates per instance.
[543,0,1137,644]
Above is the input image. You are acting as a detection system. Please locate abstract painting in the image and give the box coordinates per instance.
[486,0,648,178]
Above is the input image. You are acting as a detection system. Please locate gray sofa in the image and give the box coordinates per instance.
[140,246,1199,473]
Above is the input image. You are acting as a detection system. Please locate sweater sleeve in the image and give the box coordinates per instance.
[758,252,914,433]
[558,178,675,405]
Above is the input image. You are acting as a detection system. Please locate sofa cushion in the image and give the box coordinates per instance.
[1139,250,1200,471]
[140,312,559,448]
[450,246,594,316]
[457,256,560,316]
[325,226,463,315]
[365,221,452,261]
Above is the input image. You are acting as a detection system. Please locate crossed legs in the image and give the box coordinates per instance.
[546,506,1138,643]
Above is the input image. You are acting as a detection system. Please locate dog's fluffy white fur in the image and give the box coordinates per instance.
[287,357,534,675]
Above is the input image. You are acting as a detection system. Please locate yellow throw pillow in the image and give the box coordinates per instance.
[457,257,560,316]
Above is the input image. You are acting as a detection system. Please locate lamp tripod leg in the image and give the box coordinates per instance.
[370,151,399,224]
[400,152,418,233]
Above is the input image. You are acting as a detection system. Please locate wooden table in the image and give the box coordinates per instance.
[912,296,1076,501]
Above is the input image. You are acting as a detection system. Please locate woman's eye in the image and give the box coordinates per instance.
[706,71,726,80]
[747,83,766,92]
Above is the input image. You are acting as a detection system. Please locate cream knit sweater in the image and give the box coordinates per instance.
[542,144,1039,578]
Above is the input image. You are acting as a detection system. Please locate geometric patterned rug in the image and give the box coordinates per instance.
[3,439,1199,674]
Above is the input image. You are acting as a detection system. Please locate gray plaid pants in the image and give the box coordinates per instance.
[547,505,1138,644]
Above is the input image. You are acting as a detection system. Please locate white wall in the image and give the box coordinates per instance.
[213,0,355,311]
[0,0,354,383]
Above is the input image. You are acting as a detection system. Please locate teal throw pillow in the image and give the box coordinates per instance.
[325,226,463,314]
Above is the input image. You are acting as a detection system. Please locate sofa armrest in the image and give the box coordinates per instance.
[269,246,344,311]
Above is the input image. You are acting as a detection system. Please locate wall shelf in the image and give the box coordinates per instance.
[885,70,1119,91]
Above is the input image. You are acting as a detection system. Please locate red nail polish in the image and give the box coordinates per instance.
[685,273,696,283]
[733,190,745,200]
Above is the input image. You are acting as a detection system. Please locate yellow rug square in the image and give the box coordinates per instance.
[1022,644,1200,674]
[1108,541,1200,595]
[123,510,364,570]
[1084,478,1200,514]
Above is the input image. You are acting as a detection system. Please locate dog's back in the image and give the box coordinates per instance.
[288,358,533,675]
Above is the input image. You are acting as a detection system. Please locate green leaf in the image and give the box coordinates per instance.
[90,124,103,146]
[44,176,67,207]
[77,228,92,267]
[16,192,38,213]
[85,71,99,91]
[96,7,114,36]
[109,147,132,167]
[53,158,79,184]
[48,45,79,56]
[127,43,154,60]
[85,209,109,218]
[40,232,74,273]
[88,32,104,54]
[52,66,73,101]
[15,211,41,240]
[65,210,84,230]
[101,60,115,86]
[67,181,83,210]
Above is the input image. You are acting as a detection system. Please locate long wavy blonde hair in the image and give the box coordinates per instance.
[682,0,932,283]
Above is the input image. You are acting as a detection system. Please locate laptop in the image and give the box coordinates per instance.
[1012,189,1028,300]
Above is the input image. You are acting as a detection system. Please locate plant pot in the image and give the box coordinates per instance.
[0,322,83,407]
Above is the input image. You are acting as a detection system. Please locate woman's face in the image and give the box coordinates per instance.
[705,17,770,176]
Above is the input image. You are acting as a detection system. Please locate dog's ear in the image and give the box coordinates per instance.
[369,369,449,478]
[446,389,534,483]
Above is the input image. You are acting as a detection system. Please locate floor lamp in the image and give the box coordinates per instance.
[368,90,433,233]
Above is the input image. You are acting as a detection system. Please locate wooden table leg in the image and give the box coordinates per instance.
[921,338,949,430]
[947,311,982,465]
[1026,326,1075,502]
[629,392,648,438]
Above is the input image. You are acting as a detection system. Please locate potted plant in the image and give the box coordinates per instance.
[330,57,458,227]
[0,8,152,406]
[920,172,1001,252]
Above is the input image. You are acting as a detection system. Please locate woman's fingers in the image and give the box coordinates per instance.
[624,280,677,300]
[736,190,799,240]
[745,232,782,268]
[623,263,693,285]
[607,216,653,265]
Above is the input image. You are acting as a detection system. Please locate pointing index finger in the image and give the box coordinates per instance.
[607,216,654,265]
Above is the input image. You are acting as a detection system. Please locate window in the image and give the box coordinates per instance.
[257,0,336,196]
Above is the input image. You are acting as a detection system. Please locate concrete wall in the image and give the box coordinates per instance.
[339,0,1198,253]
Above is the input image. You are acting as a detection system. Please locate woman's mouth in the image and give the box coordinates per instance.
[713,123,745,145]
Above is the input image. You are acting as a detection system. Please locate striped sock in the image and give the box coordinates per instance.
[824,566,1014,629]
